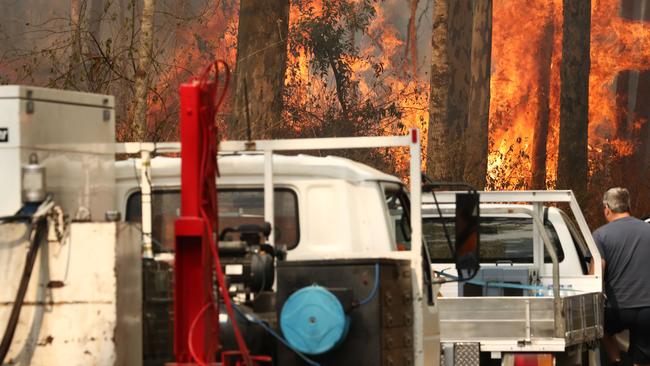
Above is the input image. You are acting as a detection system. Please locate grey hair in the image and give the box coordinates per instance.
[603,187,631,213]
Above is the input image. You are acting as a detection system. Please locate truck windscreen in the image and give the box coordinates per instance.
[424,217,565,263]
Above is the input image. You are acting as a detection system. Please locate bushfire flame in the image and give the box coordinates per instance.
[147,0,649,192]
[489,0,650,189]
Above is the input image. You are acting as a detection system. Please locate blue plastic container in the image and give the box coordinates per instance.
[280,285,350,355]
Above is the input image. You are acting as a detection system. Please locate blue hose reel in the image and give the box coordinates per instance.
[280,285,350,355]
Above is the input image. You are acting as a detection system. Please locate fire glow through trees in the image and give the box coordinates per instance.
[2,0,649,203]
[105,0,650,192]
[489,0,650,190]
[281,0,650,190]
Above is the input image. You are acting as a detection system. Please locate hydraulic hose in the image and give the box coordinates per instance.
[0,217,48,364]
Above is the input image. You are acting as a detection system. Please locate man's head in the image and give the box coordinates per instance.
[603,187,631,222]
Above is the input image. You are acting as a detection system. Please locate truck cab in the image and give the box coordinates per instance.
[115,154,405,258]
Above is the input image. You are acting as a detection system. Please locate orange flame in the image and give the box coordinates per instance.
[284,0,429,174]
[489,0,650,190]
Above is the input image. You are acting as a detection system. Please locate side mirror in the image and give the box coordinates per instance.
[455,193,480,279]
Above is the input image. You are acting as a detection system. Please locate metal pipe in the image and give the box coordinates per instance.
[532,203,544,276]
[529,210,564,338]
[115,135,415,155]
[409,129,424,366]
[525,299,531,343]
[263,150,274,246]
[140,150,153,258]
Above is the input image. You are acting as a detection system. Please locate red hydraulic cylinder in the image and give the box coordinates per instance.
[172,81,218,364]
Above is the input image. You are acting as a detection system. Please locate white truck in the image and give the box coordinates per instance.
[115,137,603,366]
[115,133,452,366]
[422,191,604,365]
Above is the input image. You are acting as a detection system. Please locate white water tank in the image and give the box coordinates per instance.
[0,85,116,219]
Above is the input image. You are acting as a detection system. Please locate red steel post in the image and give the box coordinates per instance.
[172,81,218,364]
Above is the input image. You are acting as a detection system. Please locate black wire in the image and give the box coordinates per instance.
[232,305,320,366]
[0,215,31,223]
[421,234,436,305]
[0,217,47,364]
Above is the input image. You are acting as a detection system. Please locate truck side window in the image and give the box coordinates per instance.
[218,189,300,250]
[424,217,564,263]
[126,190,180,253]
[126,188,300,252]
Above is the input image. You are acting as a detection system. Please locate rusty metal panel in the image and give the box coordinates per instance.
[0,222,141,366]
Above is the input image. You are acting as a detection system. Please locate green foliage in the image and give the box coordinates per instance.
[285,2,401,126]
[289,0,374,76]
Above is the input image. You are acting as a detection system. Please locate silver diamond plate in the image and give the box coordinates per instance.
[454,343,480,366]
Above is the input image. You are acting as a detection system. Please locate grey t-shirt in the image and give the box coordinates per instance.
[593,216,650,309]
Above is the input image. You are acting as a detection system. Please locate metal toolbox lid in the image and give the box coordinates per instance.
[0,85,114,109]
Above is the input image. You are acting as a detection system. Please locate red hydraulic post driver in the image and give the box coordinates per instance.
[171,61,255,366]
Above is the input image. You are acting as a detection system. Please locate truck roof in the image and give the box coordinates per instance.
[115,153,402,184]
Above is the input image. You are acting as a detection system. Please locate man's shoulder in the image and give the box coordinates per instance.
[593,222,612,238]
[594,217,650,241]
[593,221,620,245]
[598,216,643,229]
[613,216,649,231]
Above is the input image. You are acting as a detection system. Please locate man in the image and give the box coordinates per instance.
[593,187,650,366]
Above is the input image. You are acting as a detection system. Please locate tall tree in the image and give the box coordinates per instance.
[557,0,590,202]
[132,0,156,140]
[427,0,473,181]
[84,0,105,92]
[228,0,290,139]
[531,21,554,190]
[404,0,419,76]
[463,0,492,189]
[66,0,85,89]
[427,0,451,180]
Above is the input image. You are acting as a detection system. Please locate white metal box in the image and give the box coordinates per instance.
[0,85,116,219]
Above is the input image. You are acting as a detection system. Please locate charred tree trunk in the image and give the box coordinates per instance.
[557,0,590,203]
[447,1,474,180]
[405,0,419,76]
[132,0,155,140]
[329,56,350,117]
[427,0,451,180]
[228,0,289,139]
[463,0,492,190]
[531,21,554,190]
[427,0,473,181]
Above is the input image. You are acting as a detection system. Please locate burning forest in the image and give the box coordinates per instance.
[1,0,649,226]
